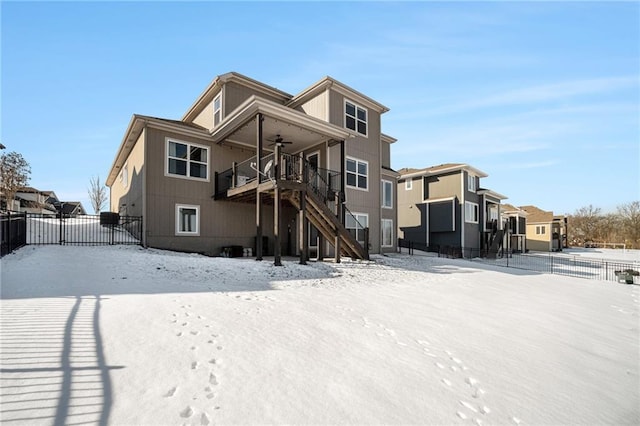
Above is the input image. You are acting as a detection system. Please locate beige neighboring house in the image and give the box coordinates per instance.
[397,163,507,257]
[107,72,398,264]
[519,205,566,252]
[500,203,528,253]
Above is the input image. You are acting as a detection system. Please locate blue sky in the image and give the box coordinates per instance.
[2,1,638,215]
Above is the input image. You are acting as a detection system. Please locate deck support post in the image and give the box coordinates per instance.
[273,143,282,266]
[299,190,307,265]
[255,113,263,261]
[335,199,342,263]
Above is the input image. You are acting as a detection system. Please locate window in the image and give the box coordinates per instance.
[381,180,393,208]
[465,201,479,223]
[176,204,199,235]
[346,212,368,245]
[167,139,209,180]
[345,100,367,136]
[346,157,368,190]
[381,219,393,247]
[468,174,477,192]
[405,179,413,190]
[536,225,546,235]
[213,93,222,127]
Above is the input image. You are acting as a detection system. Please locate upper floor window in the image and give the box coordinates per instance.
[345,100,367,136]
[536,225,546,235]
[167,139,209,180]
[381,180,393,209]
[346,157,368,190]
[465,201,479,223]
[213,93,222,127]
[468,174,477,192]
[405,179,413,190]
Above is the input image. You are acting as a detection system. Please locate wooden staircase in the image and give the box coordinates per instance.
[486,229,504,259]
[287,189,368,260]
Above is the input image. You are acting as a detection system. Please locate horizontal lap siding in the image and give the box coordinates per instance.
[145,128,275,255]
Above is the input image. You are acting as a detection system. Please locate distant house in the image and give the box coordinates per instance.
[10,187,86,216]
[501,203,528,253]
[106,71,397,262]
[14,187,58,214]
[397,163,507,257]
[519,205,566,252]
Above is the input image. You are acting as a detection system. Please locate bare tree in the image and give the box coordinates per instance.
[88,176,108,214]
[568,204,602,245]
[0,151,31,211]
[617,201,640,248]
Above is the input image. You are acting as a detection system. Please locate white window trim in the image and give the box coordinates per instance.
[465,201,479,224]
[344,99,368,137]
[381,179,393,209]
[165,138,210,182]
[468,174,477,192]
[381,218,393,247]
[346,212,369,245]
[346,157,369,191]
[175,204,200,236]
[213,92,222,127]
[536,225,546,235]
[405,179,413,190]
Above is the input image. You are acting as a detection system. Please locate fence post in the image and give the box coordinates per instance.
[59,210,63,245]
[7,211,11,254]
[550,254,554,274]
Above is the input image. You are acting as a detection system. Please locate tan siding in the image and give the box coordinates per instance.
[526,223,551,252]
[144,127,276,254]
[298,91,327,121]
[224,81,287,115]
[192,101,213,129]
[110,130,145,217]
[397,176,424,239]
[427,172,462,200]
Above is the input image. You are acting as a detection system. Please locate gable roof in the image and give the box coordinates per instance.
[287,76,390,114]
[399,163,488,179]
[182,72,292,123]
[519,205,554,223]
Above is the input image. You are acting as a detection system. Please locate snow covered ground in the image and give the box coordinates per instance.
[1,245,638,425]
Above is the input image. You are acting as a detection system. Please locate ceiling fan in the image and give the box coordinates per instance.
[267,134,293,146]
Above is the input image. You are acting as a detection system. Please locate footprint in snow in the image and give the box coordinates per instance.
[180,406,193,418]
[201,412,211,425]
[435,362,445,369]
[209,373,219,385]
[191,361,199,370]
[441,378,452,386]
[164,386,178,397]
[512,417,522,424]
[191,331,200,335]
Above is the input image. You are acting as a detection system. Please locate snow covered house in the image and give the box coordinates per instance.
[397,164,507,258]
[106,72,398,263]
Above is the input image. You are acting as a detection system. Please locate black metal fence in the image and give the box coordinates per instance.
[26,213,142,246]
[1,212,27,257]
[397,238,639,284]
